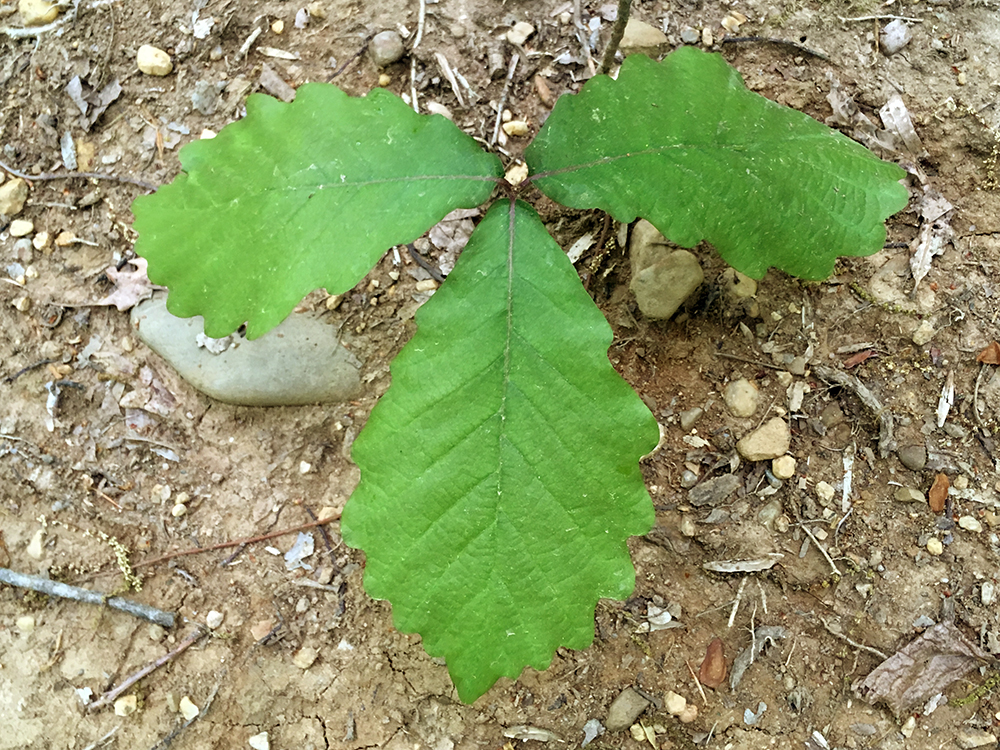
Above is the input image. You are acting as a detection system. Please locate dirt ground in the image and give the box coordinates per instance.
[3,0,1000,748]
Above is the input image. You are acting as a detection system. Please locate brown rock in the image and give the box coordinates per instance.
[928,473,949,513]
[699,637,727,688]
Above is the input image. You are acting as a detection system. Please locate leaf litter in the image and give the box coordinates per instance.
[853,621,994,717]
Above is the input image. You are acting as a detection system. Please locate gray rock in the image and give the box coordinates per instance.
[897,444,927,471]
[880,19,912,55]
[131,294,362,406]
[893,487,925,503]
[259,64,296,103]
[956,728,997,749]
[724,378,758,417]
[629,220,703,319]
[679,26,700,44]
[689,474,740,507]
[679,470,698,489]
[679,407,703,431]
[605,687,650,732]
[370,30,405,68]
[737,418,790,461]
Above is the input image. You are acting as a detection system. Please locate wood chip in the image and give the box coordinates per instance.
[976,342,1000,365]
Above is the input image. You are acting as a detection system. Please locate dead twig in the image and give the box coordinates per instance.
[813,364,895,458]
[838,14,923,23]
[0,567,175,627]
[819,616,887,660]
[134,514,341,570]
[491,53,520,147]
[0,158,157,191]
[147,668,226,750]
[87,628,208,712]
[599,0,632,75]
[685,659,709,706]
[796,521,842,577]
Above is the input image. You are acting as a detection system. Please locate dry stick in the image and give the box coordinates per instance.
[818,616,887,660]
[599,0,632,75]
[490,53,520,147]
[796,520,841,577]
[0,567,175,627]
[133,514,340,570]
[0,158,157,191]
[838,14,923,23]
[727,576,747,628]
[408,0,427,113]
[813,364,895,459]
[87,627,208,711]
[685,659,709,706]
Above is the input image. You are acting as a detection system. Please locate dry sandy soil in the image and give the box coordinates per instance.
[3,0,1000,748]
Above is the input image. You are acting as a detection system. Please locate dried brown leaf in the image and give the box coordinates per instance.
[96,258,159,311]
[928,473,949,513]
[853,621,992,717]
[977,342,1000,365]
[699,637,727,688]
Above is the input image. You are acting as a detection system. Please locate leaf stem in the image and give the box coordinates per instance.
[599,0,633,75]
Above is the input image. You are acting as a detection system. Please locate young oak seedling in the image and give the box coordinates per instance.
[132,46,907,702]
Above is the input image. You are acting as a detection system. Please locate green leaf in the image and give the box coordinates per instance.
[341,200,658,703]
[132,85,502,338]
[526,47,908,280]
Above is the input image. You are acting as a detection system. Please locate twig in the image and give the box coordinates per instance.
[599,0,632,75]
[974,364,989,431]
[82,725,120,750]
[797,521,841,577]
[491,53,520,146]
[838,15,923,23]
[728,576,747,628]
[813,364,895,459]
[685,659,709,706]
[329,34,373,80]
[0,567,175,627]
[408,0,426,113]
[87,628,207,712]
[721,36,830,61]
[133,514,341,570]
[0,158,156,191]
[819,616,887,660]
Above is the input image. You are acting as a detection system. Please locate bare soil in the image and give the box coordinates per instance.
[2,1,1000,749]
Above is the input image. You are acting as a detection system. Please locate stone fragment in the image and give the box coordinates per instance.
[926,537,943,555]
[880,20,913,55]
[502,120,530,137]
[959,515,983,533]
[679,408,703,431]
[724,378,758,417]
[293,646,318,669]
[32,231,50,250]
[0,178,29,216]
[689,474,740,507]
[506,21,534,46]
[16,615,35,633]
[114,695,138,716]
[664,691,686,715]
[171,504,187,517]
[9,219,33,237]
[898,444,927,471]
[370,30,405,67]
[26,529,45,559]
[206,610,224,629]
[178,696,199,721]
[982,581,996,607]
[258,64,295,103]
[131,295,362,406]
[248,732,270,750]
[306,2,326,19]
[605,687,650,732]
[19,0,59,26]
[815,481,835,503]
[680,26,700,44]
[719,268,757,298]
[137,45,173,76]
[771,455,796,480]
[620,19,668,55]
[630,221,703,319]
[679,704,698,723]
[250,619,275,641]
[736,418,790,461]
[911,319,936,345]
[894,487,925,503]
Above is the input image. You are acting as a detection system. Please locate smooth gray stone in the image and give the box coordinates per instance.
[131,295,362,406]
[605,687,650,733]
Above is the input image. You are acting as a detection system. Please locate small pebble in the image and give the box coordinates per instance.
[293,646,319,669]
[954,475,970,490]
[16,615,35,633]
[12,295,31,313]
[815,481,835,503]
[724,378,758,417]
[9,219,33,237]
[678,704,699,723]
[679,407,703,431]
[271,19,284,34]
[148,624,166,641]
[771,455,796,480]
[506,21,535,46]
[370,30,405,67]
[179,696,199,721]
[926,537,944,555]
[736,418,790,461]
[299,461,312,474]
[26,528,45,559]
[55,230,78,246]
[306,1,326,18]
[894,487,925,504]
[171,503,187,517]
[137,45,173,76]
[880,19,913,55]
[248,732,270,750]
[680,26,700,44]
[0,178,29,216]
[175,491,190,504]
[898,444,927,471]
[18,0,59,26]
[982,581,996,607]
[206,610,224,629]
[114,695,138,716]
[378,72,391,87]
[959,516,983,533]
[32,231,50,250]
[901,715,916,738]
[679,515,697,537]
[502,120,530,137]
[664,691,686,716]
[415,278,438,292]
[679,470,698,489]
[912,320,936,346]
[605,687,650,732]
[250,619,275,641]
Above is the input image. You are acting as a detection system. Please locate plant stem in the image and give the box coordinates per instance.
[599,0,633,75]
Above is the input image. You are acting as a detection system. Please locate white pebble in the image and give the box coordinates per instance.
[299,461,312,474]
[9,219,34,237]
[959,516,983,533]
[664,690,686,716]
[179,696,199,721]
[137,44,173,76]
[502,120,530,137]
[248,732,270,750]
[26,528,45,560]
[815,481,835,503]
[506,21,535,46]
[114,695,138,716]
[293,646,319,669]
[926,537,944,556]
[171,503,187,517]
[771,455,796,480]
[205,610,224,629]
[16,615,35,633]
[32,231,50,250]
